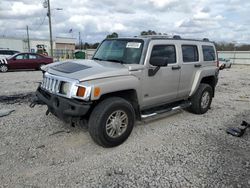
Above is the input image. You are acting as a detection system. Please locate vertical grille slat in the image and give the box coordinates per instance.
[41,74,62,94]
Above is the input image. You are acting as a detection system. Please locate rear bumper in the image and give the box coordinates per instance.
[36,87,91,122]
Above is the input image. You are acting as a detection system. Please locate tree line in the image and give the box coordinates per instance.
[76,30,250,51]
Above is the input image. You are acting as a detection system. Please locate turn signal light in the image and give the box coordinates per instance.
[77,86,86,97]
[94,87,101,97]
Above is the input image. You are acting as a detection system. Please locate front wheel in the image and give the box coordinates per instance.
[88,97,135,147]
[188,84,213,114]
[0,65,8,72]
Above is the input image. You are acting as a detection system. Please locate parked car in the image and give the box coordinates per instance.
[218,58,232,70]
[0,49,20,59]
[35,36,219,147]
[0,52,53,72]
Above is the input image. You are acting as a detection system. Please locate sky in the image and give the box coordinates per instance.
[0,0,250,44]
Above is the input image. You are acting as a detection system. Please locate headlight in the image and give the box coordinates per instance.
[60,81,70,95]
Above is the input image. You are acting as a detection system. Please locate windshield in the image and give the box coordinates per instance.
[7,53,19,60]
[93,39,144,64]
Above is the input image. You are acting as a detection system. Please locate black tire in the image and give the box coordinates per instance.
[188,83,213,114]
[0,65,8,72]
[228,64,232,68]
[88,97,135,147]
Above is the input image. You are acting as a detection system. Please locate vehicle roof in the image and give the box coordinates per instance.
[109,35,215,44]
[0,49,19,51]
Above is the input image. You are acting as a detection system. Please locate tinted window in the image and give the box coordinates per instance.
[202,45,215,61]
[182,45,199,62]
[0,50,18,55]
[0,50,7,55]
[150,45,176,64]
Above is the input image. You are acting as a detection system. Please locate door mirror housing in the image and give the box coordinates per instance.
[150,57,168,67]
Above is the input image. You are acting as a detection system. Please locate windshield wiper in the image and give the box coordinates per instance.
[93,57,104,61]
[106,59,125,64]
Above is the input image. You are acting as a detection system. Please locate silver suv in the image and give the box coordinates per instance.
[35,36,219,147]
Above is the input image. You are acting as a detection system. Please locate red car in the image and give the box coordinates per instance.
[0,52,53,72]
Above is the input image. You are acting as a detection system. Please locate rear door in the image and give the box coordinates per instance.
[177,43,201,98]
[28,54,40,69]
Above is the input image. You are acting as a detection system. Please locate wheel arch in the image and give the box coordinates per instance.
[90,89,141,121]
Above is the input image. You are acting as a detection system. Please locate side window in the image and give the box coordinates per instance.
[150,45,176,64]
[15,54,28,60]
[202,45,215,61]
[29,54,37,59]
[0,51,7,55]
[15,55,24,60]
[182,45,199,62]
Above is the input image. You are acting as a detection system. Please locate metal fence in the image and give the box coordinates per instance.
[53,49,96,61]
[218,51,250,65]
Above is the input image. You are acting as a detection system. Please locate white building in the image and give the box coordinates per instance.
[0,36,76,56]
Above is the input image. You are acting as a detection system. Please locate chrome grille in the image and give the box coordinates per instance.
[41,75,61,93]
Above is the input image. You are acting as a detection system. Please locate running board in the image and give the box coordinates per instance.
[141,101,191,119]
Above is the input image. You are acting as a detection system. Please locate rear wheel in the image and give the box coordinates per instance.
[0,65,8,72]
[88,97,135,147]
[188,84,213,114]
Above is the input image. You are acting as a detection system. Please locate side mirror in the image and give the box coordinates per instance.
[149,57,168,67]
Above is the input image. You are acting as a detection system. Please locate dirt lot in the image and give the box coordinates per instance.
[0,66,250,187]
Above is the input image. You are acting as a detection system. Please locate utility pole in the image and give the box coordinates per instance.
[47,0,53,57]
[26,25,30,52]
[79,32,81,50]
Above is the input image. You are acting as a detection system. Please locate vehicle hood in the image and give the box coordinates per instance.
[45,59,132,82]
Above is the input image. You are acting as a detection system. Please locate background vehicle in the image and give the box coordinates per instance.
[35,36,219,147]
[0,49,20,59]
[0,52,53,72]
[36,45,48,56]
[218,58,232,70]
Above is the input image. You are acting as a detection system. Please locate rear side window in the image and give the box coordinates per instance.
[150,45,176,64]
[202,45,215,61]
[182,45,199,62]
[29,54,37,59]
[0,50,7,55]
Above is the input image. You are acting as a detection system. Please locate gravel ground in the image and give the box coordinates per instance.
[0,66,250,187]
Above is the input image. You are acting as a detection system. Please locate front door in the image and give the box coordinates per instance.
[141,41,181,109]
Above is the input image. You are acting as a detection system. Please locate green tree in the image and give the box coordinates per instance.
[92,43,100,49]
[140,30,157,36]
[106,32,119,39]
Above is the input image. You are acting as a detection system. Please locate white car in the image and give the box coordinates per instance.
[0,49,20,59]
[218,58,232,70]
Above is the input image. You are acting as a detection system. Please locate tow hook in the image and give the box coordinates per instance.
[29,97,45,108]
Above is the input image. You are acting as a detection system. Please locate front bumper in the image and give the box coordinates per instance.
[36,87,91,122]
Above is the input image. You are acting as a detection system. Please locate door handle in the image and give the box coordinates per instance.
[194,64,201,68]
[172,65,181,70]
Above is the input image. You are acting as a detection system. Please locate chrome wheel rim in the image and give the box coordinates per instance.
[0,65,7,72]
[106,110,128,138]
[201,91,210,109]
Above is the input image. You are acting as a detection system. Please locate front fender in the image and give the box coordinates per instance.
[84,75,141,102]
